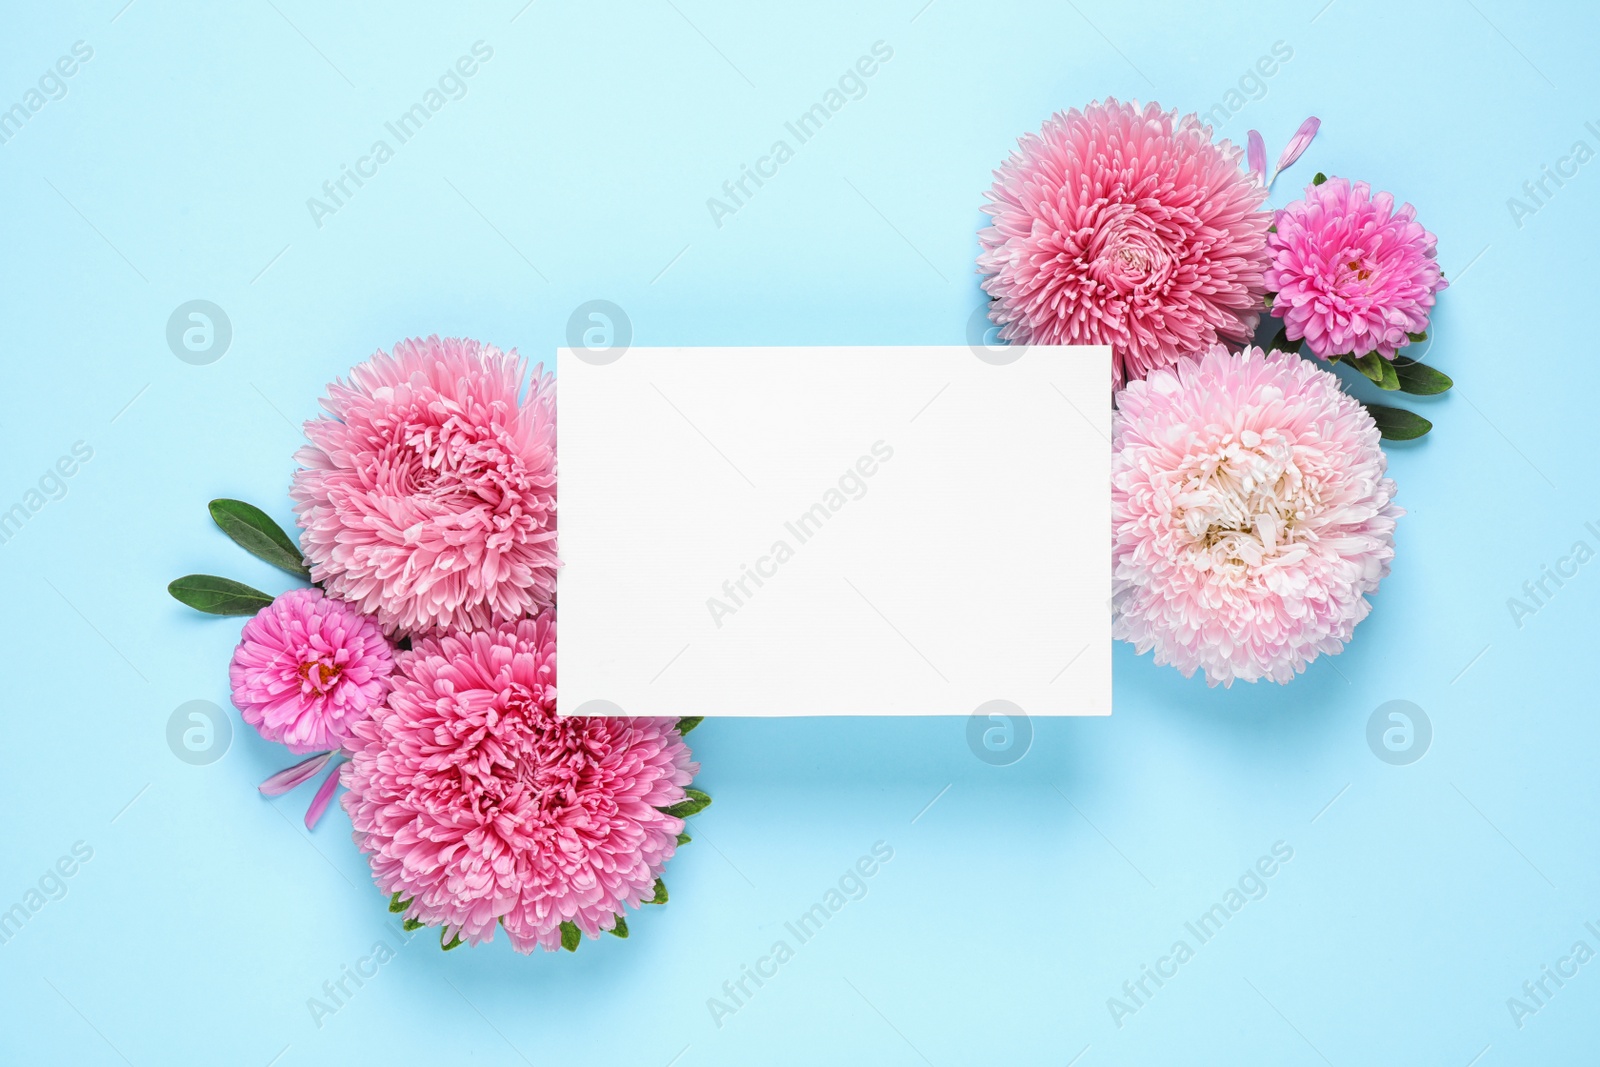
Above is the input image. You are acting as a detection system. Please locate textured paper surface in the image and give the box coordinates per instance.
[557,346,1110,717]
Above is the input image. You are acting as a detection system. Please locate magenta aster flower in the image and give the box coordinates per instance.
[341,613,699,953]
[228,587,394,753]
[1267,177,1447,360]
[1112,346,1402,686]
[291,336,557,638]
[977,99,1272,388]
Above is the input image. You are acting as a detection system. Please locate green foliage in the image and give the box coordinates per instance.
[167,574,273,615]
[658,788,711,819]
[209,499,310,578]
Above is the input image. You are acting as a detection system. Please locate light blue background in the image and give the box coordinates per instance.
[1,0,1595,1063]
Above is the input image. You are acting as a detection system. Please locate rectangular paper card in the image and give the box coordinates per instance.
[557,345,1110,717]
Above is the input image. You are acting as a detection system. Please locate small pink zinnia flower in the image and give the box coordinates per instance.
[977,99,1272,388]
[229,587,394,752]
[291,336,557,638]
[1267,177,1447,360]
[341,612,699,953]
[1112,346,1402,686]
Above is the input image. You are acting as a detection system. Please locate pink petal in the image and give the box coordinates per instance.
[1273,116,1320,179]
[1246,130,1266,187]
[258,750,334,796]
[304,763,342,829]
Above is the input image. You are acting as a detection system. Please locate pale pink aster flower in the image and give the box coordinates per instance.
[1112,346,1402,686]
[341,613,699,953]
[977,99,1272,388]
[229,587,394,752]
[1267,177,1447,360]
[291,336,557,638]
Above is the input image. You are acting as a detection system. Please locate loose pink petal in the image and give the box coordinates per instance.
[304,763,342,829]
[258,750,334,796]
[1247,130,1266,187]
[1272,116,1320,181]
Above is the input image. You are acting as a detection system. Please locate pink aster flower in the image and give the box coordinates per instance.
[229,587,394,752]
[977,99,1272,388]
[291,336,557,638]
[1112,346,1402,686]
[341,612,699,953]
[1267,177,1447,360]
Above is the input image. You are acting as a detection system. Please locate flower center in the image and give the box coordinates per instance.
[1174,431,1312,575]
[298,659,343,695]
[1338,254,1375,285]
[1087,212,1174,292]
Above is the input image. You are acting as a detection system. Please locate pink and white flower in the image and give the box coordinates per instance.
[1111,346,1402,686]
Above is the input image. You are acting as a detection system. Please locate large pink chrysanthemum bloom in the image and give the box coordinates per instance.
[1267,177,1447,360]
[341,613,699,953]
[229,587,394,753]
[977,99,1272,388]
[1112,346,1402,686]
[291,336,557,638]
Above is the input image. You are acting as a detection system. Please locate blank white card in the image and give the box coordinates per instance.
[556,346,1110,717]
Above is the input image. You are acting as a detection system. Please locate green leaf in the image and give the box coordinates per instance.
[1377,357,1400,392]
[658,788,712,820]
[1365,403,1433,440]
[649,878,669,905]
[1407,331,1427,344]
[1263,293,1274,310]
[608,915,629,939]
[1351,353,1386,385]
[168,574,274,615]
[402,918,424,931]
[676,833,691,847]
[560,921,581,952]
[1267,326,1301,355]
[676,716,703,736]
[440,929,463,951]
[389,892,411,914]
[1312,171,1328,185]
[209,499,310,578]
[1393,357,1452,395]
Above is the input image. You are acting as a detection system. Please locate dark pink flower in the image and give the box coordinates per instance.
[1267,177,1447,360]
[229,587,393,753]
[978,99,1272,387]
[291,336,557,637]
[341,613,699,952]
